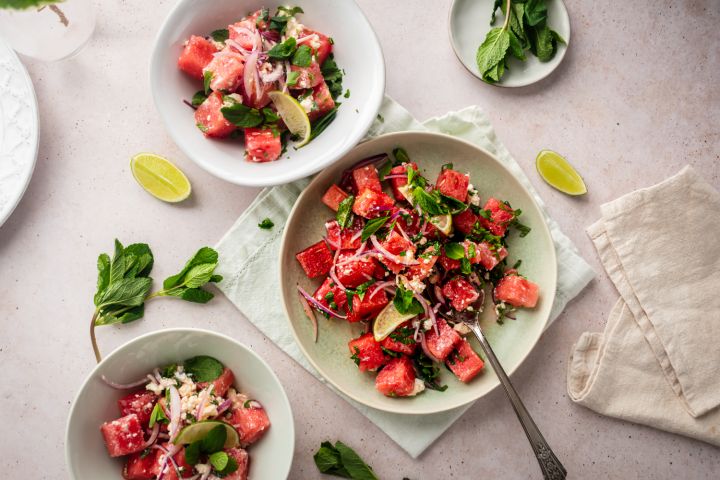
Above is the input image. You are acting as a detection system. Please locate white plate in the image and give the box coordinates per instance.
[150,0,385,187]
[66,328,295,479]
[449,0,570,87]
[0,37,38,227]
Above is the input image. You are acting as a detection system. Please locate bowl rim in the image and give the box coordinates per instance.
[149,0,386,187]
[278,130,558,415]
[64,327,295,479]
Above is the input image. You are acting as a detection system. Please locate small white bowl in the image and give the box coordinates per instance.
[66,328,294,479]
[150,0,385,187]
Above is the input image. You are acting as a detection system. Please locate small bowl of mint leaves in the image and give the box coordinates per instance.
[449,0,570,87]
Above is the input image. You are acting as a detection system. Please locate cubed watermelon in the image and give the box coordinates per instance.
[335,250,378,288]
[346,284,389,322]
[299,28,333,64]
[352,165,382,194]
[446,339,485,382]
[308,79,336,122]
[388,162,417,201]
[438,247,461,271]
[380,323,417,355]
[197,367,234,397]
[124,448,163,480]
[377,230,416,274]
[295,240,334,278]
[352,188,395,219]
[228,405,271,446]
[203,50,245,92]
[100,414,146,457]
[160,446,195,480]
[406,245,438,280]
[118,391,157,427]
[473,241,507,271]
[425,319,461,361]
[442,277,479,311]
[244,128,282,162]
[288,61,323,89]
[452,209,478,235]
[375,356,416,397]
[479,197,515,237]
[195,92,236,138]
[494,275,539,308]
[321,184,349,211]
[348,333,387,371]
[436,168,469,202]
[178,35,217,80]
[313,276,348,311]
[325,218,363,250]
[224,448,250,480]
[229,19,258,50]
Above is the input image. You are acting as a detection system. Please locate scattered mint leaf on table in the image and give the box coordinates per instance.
[314,441,378,479]
[258,218,275,229]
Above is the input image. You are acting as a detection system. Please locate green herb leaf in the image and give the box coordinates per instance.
[291,44,313,67]
[393,284,424,316]
[439,193,468,215]
[192,90,208,107]
[184,441,201,466]
[184,355,224,382]
[314,441,350,476]
[268,15,289,34]
[148,403,169,428]
[361,215,390,242]
[163,247,219,290]
[210,29,229,43]
[203,71,213,95]
[392,147,410,165]
[412,187,446,216]
[221,100,264,128]
[460,257,473,275]
[209,451,229,471]
[313,441,377,479]
[286,70,300,87]
[508,30,527,61]
[336,196,355,229]
[320,54,344,100]
[524,0,548,27]
[476,27,510,84]
[306,107,337,144]
[200,424,227,454]
[216,456,238,477]
[277,5,304,16]
[267,37,297,60]
[258,218,275,230]
[444,242,465,260]
[413,351,448,392]
[262,108,280,124]
[377,160,393,181]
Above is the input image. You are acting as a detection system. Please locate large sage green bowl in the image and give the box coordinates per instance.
[279,131,557,414]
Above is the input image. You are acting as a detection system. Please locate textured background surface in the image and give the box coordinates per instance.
[0,0,718,478]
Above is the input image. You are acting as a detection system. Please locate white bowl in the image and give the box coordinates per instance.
[66,328,294,479]
[150,0,385,187]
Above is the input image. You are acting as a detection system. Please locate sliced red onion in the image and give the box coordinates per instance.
[419,332,440,362]
[382,174,406,180]
[253,66,262,100]
[153,368,162,383]
[354,241,367,256]
[432,303,441,313]
[261,29,280,42]
[195,384,214,421]
[369,281,394,300]
[412,320,422,341]
[434,285,446,305]
[329,266,346,292]
[297,285,347,320]
[226,38,251,56]
[350,229,363,244]
[370,235,419,266]
[298,292,319,342]
[244,51,259,102]
[167,386,181,440]
[415,294,438,335]
[217,398,233,415]
[142,423,160,449]
[260,62,284,83]
[101,374,151,390]
[395,221,411,243]
[246,399,263,409]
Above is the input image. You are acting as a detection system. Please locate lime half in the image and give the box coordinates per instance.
[173,420,240,449]
[429,214,453,236]
[268,91,311,147]
[536,150,587,196]
[373,302,418,342]
[130,153,191,203]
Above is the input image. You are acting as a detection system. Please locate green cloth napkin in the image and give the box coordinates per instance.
[215,96,594,458]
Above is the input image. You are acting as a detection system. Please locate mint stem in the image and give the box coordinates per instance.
[502,0,512,31]
[90,310,101,363]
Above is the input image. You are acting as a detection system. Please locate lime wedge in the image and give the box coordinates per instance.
[173,420,239,449]
[130,153,191,203]
[535,150,587,196]
[429,214,453,236]
[268,91,311,147]
[373,302,418,342]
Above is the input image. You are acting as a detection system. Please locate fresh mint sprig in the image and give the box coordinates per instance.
[314,441,378,480]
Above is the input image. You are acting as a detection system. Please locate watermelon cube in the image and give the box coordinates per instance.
[442,277,479,311]
[228,405,271,446]
[325,218,363,250]
[348,333,387,371]
[380,323,417,355]
[446,339,485,382]
[299,28,333,64]
[452,209,478,235]
[425,319,461,361]
[322,184,349,211]
[375,356,416,397]
[472,241,508,271]
[479,197,515,237]
[178,35,217,80]
[377,230,416,274]
[229,19,258,50]
[438,247,461,271]
[335,250,378,288]
[352,188,395,219]
[494,275,539,308]
[352,165,382,194]
[203,50,245,92]
[100,414,146,457]
[308,79,336,122]
[244,128,282,162]
[124,448,163,479]
[224,448,250,480]
[295,240,334,278]
[197,367,234,397]
[406,245,438,280]
[387,162,417,201]
[346,284,389,322]
[160,446,195,480]
[118,391,157,427]
[436,168,469,202]
[195,92,236,138]
[313,277,348,311]
[288,61,323,89]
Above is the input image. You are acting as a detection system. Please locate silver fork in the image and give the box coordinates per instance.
[462,310,567,480]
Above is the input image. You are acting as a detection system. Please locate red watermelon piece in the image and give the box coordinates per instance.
[375,356,416,397]
[388,162,417,201]
[352,165,382,194]
[100,414,146,457]
[298,28,333,65]
[335,250,378,288]
[195,92,236,138]
[436,168,469,202]
[223,448,250,480]
[118,391,157,428]
[325,218,363,250]
[295,240,334,278]
[313,276,348,312]
[288,61,323,89]
[442,277,479,311]
[228,405,271,446]
[479,197,515,237]
[452,209,478,235]
[348,333,387,371]
[178,35,217,80]
[203,50,245,92]
[446,339,485,382]
[244,128,281,162]
[424,319,461,361]
[494,275,539,308]
[352,188,395,219]
[123,448,163,480]
[321,184,349,211]
[346,284,389,323]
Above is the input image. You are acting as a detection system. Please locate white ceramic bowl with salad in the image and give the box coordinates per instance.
[150,0,385,187]
[65,328,294,479]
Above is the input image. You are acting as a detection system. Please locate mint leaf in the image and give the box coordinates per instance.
[320,54,343,100]
[361,215,390,242]
[179,287,215,303]
[291,44,313,67]
[476,27,510,84]
[377,160,393,181]
[286,70,300,87]
[221,101,264,128]
[200,424,226,454]
[210,29,229,43]
[203,71,213,95]
[529,24,558,61]
[393,284,424,316]
[267,37,297,60]
[335,441,378,480]
[314,441,348,475]
[192,90,208,107]
[258,218,275,230]
[336,196,355,229]
[392,147,410,165]
[184,355,224,382]
[148,403,168,428]
[216,456,238,476]
[412,187,446,216]
[162,247,219,289]
[524,0,548,27]
[444,242,465,260]
[277,5,304,16]
[460,257,472,275]
[184,441,201,465]
[209,451,229,471]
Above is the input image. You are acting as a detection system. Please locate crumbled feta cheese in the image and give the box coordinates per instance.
[223,93,243,107]
[494,301,507,317]
[195,464,211,475]
[299,95,315,113]
[453,322,471,336]
[409,378,426,396]
[284,17,304,38]
[419,237,427,245]
[423,319,433,331]
[146,376,177,395]
[399,274,425,294]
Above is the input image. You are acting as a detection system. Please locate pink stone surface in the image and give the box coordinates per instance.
[0,0,718,478]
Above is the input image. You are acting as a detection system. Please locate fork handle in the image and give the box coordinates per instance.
[468,323,567,480]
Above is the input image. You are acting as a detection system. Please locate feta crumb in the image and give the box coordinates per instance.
[453,322,471,336]
[299,95,315,113]
[419,237,428,245]
[398,274,425,294]
[423,319,433,331]
[195,464,211,475]
[467,183,481,207]
[409,378,426,396]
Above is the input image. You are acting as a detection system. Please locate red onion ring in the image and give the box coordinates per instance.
[217,398,233,415]
[100,374,151,390]
[167,386,181,440]
[244,51,259,102]
[298,291,319,342]
[195,384,214,421]
[369,281,394,300]
[142,423,160,449]
[419,332,440,363]
[434,285,446,305]
[382,174,406,180]
[414,294,438,335]
[370,235,419,266]
[297,285,347,320]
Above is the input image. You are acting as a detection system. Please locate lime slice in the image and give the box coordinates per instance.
[373,302,418,342]
[535,150,587,196]
[429,214,453,236]
[268,91,311,147]
[173,420,240,449]
[395,184,412,203]
[130,153,191,203]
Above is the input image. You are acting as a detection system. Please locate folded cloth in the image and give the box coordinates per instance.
[215,96,595,457]
[568,166,720,446]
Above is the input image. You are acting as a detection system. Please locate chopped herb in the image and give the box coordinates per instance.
[320,54,344,100]
[148,403,169,428]
[258,218,274,230]
[389,326,415,345]
[376,114,384,123]
[267,37,297,60]
[346,281,374,308]
[412,187,445,216]
[336,195,355,229]
[381,346,402,358]
[291,44,313,67]
[361,215,390,242]
[277,5,304,16]
[441,162,454,170]
[460,257,472,275]
[343,89,351,98]
[478,209,493,220]
[413,352,448,392]
[393,284,424,316]
[203,71,213,95]
[286,70,300,87]
[210,29,229,43]
[191,90,208,107]
[377,160,393,181]
[512,259,522,269]
[350,346,361,366]
[392,147,410,165]
[444,242,465,260]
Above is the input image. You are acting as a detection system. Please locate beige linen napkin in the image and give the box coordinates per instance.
[568,166,720,446]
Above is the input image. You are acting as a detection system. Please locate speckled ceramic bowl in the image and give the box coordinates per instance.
[279,131,557,414]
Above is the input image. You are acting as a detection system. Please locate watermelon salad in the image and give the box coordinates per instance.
[294,148,540,397]
[177,6,342,162]
[99,356,270,479]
